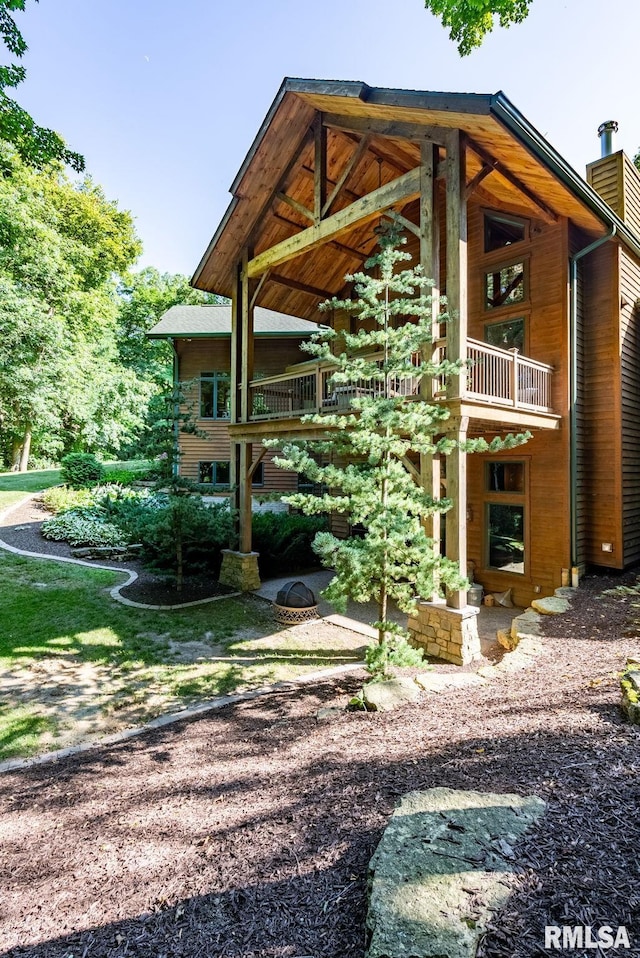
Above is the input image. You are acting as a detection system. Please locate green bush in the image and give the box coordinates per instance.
[252,511,328,576]
[41,510,126,547]
[131,494,234,579]
[60,453,105,489]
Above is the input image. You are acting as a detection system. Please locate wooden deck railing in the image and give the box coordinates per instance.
[247,340,553,421]
[465,338,552,411]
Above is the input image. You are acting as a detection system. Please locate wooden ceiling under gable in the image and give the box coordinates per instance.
[192,81,611,321]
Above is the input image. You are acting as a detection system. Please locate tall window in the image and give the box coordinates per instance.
[200,372,230,420]
[485,461,526,575]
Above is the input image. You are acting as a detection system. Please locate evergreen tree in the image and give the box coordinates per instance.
[272,226,527,675]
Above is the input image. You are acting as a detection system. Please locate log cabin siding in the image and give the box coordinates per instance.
[586,153,624,220]
[619,247,640,564]
[573,238,587,569]
[175,337,308,491]
[622,155,640,237]
[580,241,623,567]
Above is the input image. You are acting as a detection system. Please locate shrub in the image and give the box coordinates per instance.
[252,512,328,577]
[132,494,234,582]
[41,510,126,547]
[60,453,105,489]
[43,486,96,514]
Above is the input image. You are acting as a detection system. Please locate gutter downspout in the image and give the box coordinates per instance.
[170,338,180,478]
[569,225,616,569]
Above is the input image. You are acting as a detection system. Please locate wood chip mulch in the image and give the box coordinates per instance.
[2,571,640,957]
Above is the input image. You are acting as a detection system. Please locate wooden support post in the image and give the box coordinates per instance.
[446,417,469,610]
[238,441,253,554]
[230,263,242,424]
[445,130,468,401]
[419,142,440,402]
[240,248,254,424]
[420,452,441,599]
[314,114,327,225]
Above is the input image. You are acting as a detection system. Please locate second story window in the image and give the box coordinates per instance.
[200,372,230,420]
[485,261,526,310]
[484,212,527,252]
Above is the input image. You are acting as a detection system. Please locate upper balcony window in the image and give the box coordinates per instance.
[485,317,525,352]
[485,261,526,310]
[200,372,231,420]
[484,213,527,253]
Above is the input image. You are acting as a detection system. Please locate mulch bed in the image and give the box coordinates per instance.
[2,568,640,956]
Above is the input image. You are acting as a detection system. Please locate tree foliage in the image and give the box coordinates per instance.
[0,0,83,171]
[0,142,147,468]
[271,227,528,674]
[425,0,533,55]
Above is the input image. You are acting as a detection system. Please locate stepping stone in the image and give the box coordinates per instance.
[366,787,545,958]
[362,677,421,712]
[531,596,570,615]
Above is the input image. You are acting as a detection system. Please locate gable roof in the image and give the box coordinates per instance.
[191,77,640,320]
[147,304,319,339]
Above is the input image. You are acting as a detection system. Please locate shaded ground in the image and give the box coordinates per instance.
[2,571,640,957]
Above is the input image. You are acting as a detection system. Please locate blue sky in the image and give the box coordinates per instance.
[15,0,640,279]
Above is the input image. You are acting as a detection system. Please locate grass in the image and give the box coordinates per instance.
[0,459,150,512]
[0,552,365,761]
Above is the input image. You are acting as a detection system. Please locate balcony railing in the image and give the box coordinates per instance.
[247,340,553,421]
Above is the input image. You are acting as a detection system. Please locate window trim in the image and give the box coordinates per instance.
[482,458,529,577]
[199,371,231,421]
[198,460,231,487]
[483,210,529,254]
[483,312,529,354]
[483,256,529,314]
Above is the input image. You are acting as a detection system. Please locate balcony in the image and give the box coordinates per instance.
[245,339,556,429]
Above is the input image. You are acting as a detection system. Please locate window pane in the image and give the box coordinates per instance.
[199,462,214,484]
[485,263,525,309]
[485,214,525,252]
[251,462,265,486]
[485,317,525,352]
[214,461,230,485]
[216,376,231,419]
[488,503,524,573]
[200,381,214,418]
[487,462,525,493]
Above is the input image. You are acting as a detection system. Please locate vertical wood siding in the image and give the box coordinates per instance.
[580,241,623,567]
[619,248,640,564]
[464,198,570,607]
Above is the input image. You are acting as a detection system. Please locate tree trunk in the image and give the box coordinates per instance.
[18,428,31,472]
[10,439,21,471]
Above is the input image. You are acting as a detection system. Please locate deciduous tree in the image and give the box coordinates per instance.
[425,0,533,55]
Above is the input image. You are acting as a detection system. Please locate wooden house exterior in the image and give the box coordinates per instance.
[148,304,317,495]
[189,79,640,615]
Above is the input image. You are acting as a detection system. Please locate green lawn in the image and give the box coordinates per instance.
[0,459,150,512]
[0,552,364,761]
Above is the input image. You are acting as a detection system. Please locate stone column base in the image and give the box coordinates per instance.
[219,550,261,591]
[408,599,481,666]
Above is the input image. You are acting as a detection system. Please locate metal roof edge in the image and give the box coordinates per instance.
[490,92,640,259]
[366,87,493,115]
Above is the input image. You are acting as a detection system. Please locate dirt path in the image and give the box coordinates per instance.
[2,571,640,957]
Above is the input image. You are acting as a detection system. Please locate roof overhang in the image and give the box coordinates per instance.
[192,78,640,312]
